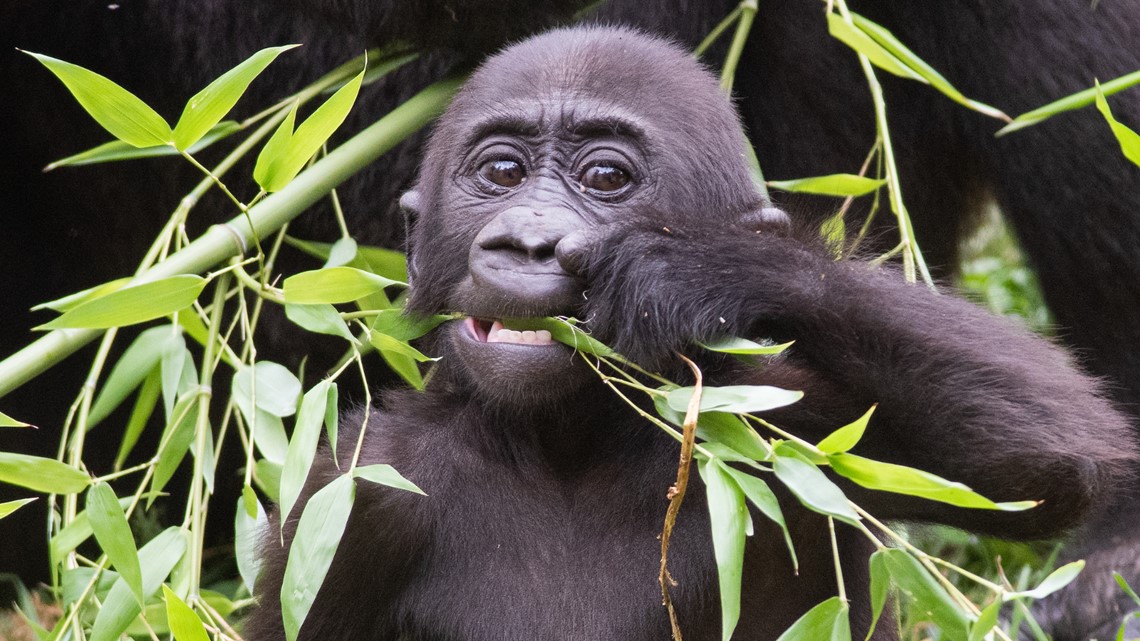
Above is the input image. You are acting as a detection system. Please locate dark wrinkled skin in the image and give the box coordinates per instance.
[241,28,1138,641]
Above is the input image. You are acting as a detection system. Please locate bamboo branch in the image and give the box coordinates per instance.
[0,77,462,400]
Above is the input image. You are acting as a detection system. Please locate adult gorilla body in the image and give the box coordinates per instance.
[3,2,1140,638]
[243,28,1135,641]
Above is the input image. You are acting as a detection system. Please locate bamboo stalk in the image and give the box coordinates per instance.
[0,77,462,400]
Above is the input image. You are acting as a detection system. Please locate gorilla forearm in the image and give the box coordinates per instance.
[576,221,1134,538]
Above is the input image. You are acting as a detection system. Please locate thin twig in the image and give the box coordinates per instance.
[659,354,704,641]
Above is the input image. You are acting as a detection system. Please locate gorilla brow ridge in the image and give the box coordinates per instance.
[462,113,544,149]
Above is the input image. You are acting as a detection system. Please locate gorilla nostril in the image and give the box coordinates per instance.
[532,244,556,263]
[480,233,559,263]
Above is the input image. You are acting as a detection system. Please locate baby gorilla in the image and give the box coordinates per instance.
[244,27,1136,641]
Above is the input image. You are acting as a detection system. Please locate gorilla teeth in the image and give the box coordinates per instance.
[488,326,554,345]
[470,318,554,345]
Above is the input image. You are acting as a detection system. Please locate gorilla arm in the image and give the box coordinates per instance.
[559,217,1137,540]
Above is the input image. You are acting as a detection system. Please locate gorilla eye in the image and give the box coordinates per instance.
[479,159,527,188]
[580,163,630,193]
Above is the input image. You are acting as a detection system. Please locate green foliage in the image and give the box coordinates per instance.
[775,597,850,641]
[959,212,1052,333]
[36,276,207,330]
[768,174,885,197]
[281,474,354,641]
[997,68,1140,135]
[1095,82,1140,167]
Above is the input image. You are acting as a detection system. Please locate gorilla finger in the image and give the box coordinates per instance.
[555,226,610,276]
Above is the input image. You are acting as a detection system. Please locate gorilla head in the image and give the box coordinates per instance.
[401,27,785,403]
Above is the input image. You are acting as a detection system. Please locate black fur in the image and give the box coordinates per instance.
[241,28,1137,641]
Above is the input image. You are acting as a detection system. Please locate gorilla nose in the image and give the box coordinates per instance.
[468,205,585,313]
[475,206,572,265]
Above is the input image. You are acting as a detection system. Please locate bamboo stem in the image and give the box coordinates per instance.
[0,77,461,400]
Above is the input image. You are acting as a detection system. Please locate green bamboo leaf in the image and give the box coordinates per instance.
[867,549,889,639]
[325,237,359,268]
[254,100,299,190]
[357,51,420,88]
[324,384,339,455]
[353,464,425,495]
[281,474,355,641]
[998,69,1140,136]
[50,495,136,563]
[0,453,90,494]
[285,303,358,343]
[127,590,236,637]
[173,45,298,150]
[872,549,972,639]
[61,566,119,606]
[1003,560,1085,601]
[31,277,130,312]
[37,276,206,330]
[90,527,187,641]
[162,585,210,641]
[45,122,242,170]
[699,413,772,461]
[281,381,334,523]
[0,411,30,428]
[233,361,302,418]
[88,326,171,428]
[24,51,173,147]
[724,468,797,570]
[772,445,860,525]
[768,174,886,197]
[369,331,436,363]
[286,236,409,282]
[849,13,1008,120]
[87,483,144,605]
[114,369,162,470]
[700,459,749,641]
[816,406,877,454]
[250,411,290,464]
[353,244,409,281]
[775,596,851,641]
[371,309,456,341]
[260,68,366,192]
[505,317,617,357]
[0,498,35,520]
[376,344,426,390]
[968,599,1003,641]
[1119,615,1140,641]
[283,267,402,304]
[150,395,200,505]
[235,494,267,593]
[829,452,1036,511]
[1095,83,1140,167]
[698,336,794,355]
[255,458,283,502]
[825,14,925,82]
[667,385,803,414]
[821,211,846,258]
[1115,573,1140,607]
[160,333,190,418]
[653,396,772,462]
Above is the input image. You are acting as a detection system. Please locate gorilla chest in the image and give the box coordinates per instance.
[398,472,723,640]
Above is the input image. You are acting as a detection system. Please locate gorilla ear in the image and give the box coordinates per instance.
[400,189,424,284]
[399,189,424,217]
[740,205,791,236]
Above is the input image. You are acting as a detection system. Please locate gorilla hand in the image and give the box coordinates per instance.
[555,211,815,369]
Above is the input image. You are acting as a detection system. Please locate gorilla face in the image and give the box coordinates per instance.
[402,27,767,403]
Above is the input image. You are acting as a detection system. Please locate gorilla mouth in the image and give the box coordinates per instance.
[465,317,555,346]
